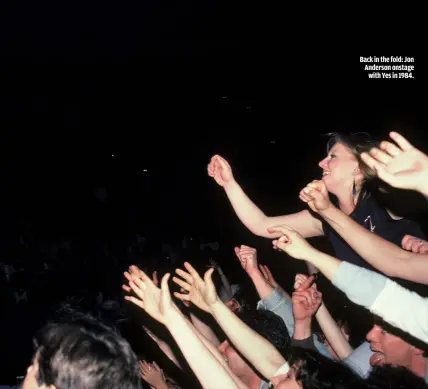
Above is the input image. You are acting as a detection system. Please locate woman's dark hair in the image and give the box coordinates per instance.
[287,347,363,389]
[326,132,380,200]
[365,364,428,389]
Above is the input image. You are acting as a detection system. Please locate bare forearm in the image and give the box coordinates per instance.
[293,319,312,340]
[190,312,221,347]
[304,250,341,281]
[320,205,416,279]
[248,269,275,300]
[315,304,353,359]
[165,309,240,389]
[210,299,286,380]
[224,180,270,237]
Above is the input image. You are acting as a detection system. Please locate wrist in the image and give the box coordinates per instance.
[247,267,262,278]
[223,178,238,192]
[318,203,335,218]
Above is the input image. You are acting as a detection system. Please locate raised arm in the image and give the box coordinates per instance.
[295,274,353,360]
[123,267,243,389]
[269,226,428,345]
[360,131,428,197]
[208,155,324,238]
[298,179,428,284]
[173,262,287,380]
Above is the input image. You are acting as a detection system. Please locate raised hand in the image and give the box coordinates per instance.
[173,262,219,312]
[402,235,428,254]
[207,155,235,187]
[259,264,279,288]
[139,360,166,388]
[267,225,318,260]
[291,275,322,322]
[234,245,258,274]
[299,180,331,213]
[123,265,174,324]
[360,132,428,195]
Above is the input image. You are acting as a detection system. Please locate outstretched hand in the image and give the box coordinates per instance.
[360,132,428,195]
[123,265,175,324]
[299,180,331,213]
[267,225,318,260]
[172,262,219,312]
[207,155,235,187]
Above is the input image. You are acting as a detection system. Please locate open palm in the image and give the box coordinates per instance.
[173,262,218,312]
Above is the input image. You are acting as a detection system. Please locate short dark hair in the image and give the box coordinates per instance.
[365,364,428,389]
[287,347,362,389]
[236,308,290,354]
[34,316,141,389]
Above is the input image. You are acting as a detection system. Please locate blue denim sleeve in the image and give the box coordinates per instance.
[257,288,334,360]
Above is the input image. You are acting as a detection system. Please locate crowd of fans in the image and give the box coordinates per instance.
[2,131,428,389]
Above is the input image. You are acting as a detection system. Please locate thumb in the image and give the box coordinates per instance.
[234,246,241,257]
[296,275,315,292]
[217,156,230,170]
[204,268,217,291]
[160,273,171,296]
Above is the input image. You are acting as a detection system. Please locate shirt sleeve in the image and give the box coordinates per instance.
[332,261,428,344]
[257,288,334,359]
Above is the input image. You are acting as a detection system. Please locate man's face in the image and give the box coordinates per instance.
[217,340,254,377]
[367,325,418,367]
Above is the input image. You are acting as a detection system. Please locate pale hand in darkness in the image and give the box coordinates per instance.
[173,262,218,312]
[234,245,258,273]
[292,282,322,322]
[124,266,175,325]
[299,180,331,213]
[207,155,235,187]
[139,360,165,387]
[360,132,428,195]
[268,225,318,260]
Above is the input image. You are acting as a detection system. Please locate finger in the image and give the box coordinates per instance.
[175,268,194,284]
[174,292,191,302]
[124,295,145,310]
[411,239,424,253]
[153,270,158,282]
[370,146,394,164]
[184,262,203,281]
[204,267,217,290]
[142,360,151,369]
[259,264,268,278]
[217,156,231,170]
[389,132,413,151]
[263,265,273,278]
[402,235,414,251]
[380,140,402,158]
[172,276,191,291]
[234,246,241,258]
[160,273,171,296]
[240,245,253,250]
[292,294,311,309]
[122,284,131,293]
[130,265,149,280]
[131,275,148,292]
[296,275,315,292]
[153,361,160,371]
[401,234,412,248]
[306,182,322,191]
[360,152,386,172]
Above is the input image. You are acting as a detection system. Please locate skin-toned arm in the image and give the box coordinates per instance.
[189,312,221,347]
[267,226,341,281]
[208,155,324,238]
[234,245,276,300]
[360,131,428,196]
[123,267,244,389]
[297,179,428,285]
[295,274,353,360]
[173,262,287,380]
